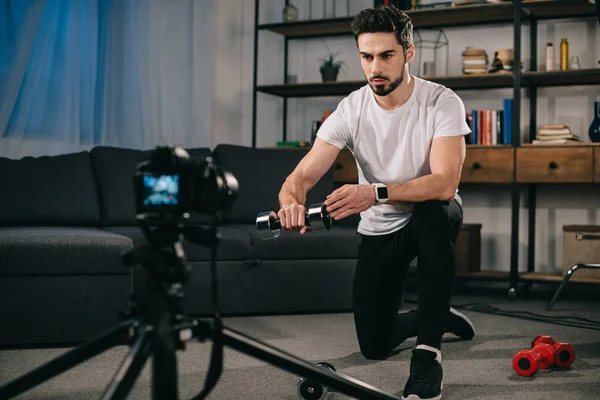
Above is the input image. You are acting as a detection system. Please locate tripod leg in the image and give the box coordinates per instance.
[151,317,179,400]
[0,319,136,400]
[101,325,153,400]
[191,321,402,400]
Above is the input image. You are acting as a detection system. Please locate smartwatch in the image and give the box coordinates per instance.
[373,183,388,204]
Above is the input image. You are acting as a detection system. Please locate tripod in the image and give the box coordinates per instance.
[0,214,402,400]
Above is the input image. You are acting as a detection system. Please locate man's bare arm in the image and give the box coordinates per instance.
[279,138,341,206]
[386,135,466,204]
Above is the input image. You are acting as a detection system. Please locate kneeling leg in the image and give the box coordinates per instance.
[352,227,417,360]
[411,199,463,351]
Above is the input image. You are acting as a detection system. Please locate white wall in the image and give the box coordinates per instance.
[211,0,600,273]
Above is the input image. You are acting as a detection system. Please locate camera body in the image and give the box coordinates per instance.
[134,145,238,217]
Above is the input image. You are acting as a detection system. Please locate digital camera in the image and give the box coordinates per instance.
[134,145,238,217]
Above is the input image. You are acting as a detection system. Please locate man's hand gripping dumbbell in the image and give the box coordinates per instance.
[256,203,332,240]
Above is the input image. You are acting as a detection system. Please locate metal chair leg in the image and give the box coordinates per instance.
[546,263,600,311]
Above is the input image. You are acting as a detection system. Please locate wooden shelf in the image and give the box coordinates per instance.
[520,272,600,284]
[258,17,355,39]
[257,69,600,98]
[523,68,600,87]
[520,0,598,20]
[257,80,366,98]
[521,143,600,147]
[451,271,600,285]
[257,74,513,99]
[467,144,513,148]
[258,0,596,39]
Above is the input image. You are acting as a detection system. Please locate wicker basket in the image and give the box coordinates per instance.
[455,224,482,274]
[562,225,600,280]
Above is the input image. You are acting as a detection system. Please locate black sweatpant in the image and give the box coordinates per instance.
[352,199,463,359]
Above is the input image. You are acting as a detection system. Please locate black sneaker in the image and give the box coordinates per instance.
[402,348,443,400]
[445,307,475,340]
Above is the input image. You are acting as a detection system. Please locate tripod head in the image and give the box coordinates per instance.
[121,144,239,287]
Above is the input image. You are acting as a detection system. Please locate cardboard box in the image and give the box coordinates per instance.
[562,225,600,280]
[456,223,482,274]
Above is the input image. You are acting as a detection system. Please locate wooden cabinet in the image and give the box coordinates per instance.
[461,147,515,183]
[334,147,517,184]
[271,145,600,185]
[595,148,600,183]
[333,150,358,183]
[516,147,594,183]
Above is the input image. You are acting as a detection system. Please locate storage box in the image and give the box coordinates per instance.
[563,225,600,280]
[455,223,482,274]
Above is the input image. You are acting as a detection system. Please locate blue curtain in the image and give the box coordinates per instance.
[0,0,213,158]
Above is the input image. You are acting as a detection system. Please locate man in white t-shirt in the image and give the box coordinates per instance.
[277,6,475,400]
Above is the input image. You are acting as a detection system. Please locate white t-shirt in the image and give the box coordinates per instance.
[317,76,471,236]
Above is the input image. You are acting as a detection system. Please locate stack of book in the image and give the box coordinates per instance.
[462,47,488,75]
[467,99,513,145]
[532,125,581,145]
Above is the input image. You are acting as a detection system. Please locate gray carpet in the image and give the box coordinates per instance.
[1,294,599,400]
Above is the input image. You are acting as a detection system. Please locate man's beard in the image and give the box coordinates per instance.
[368,67,405,96]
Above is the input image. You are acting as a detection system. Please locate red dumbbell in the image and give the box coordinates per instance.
[531,335,576,368]
[513,343,555,376]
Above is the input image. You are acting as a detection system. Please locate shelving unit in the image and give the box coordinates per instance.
[256,0,596,38]
[251,0,600,296]
[256,69,600,98]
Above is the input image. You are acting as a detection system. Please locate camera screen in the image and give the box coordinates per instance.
[141,174,180,207]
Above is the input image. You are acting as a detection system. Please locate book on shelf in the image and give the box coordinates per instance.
[466,98,512,145]
[531,139,582,145]
[462,47,488,75]
[532,124,582,145]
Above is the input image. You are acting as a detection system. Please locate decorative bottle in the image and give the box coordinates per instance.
[560,38,569,71]
[589,101,600,143]
[545,43,553,71]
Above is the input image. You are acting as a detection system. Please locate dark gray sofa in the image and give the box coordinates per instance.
[0,144,360,346]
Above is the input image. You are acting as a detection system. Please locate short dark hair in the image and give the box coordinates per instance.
[351,5,413,51]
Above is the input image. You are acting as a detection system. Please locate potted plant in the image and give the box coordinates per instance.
[319,43,346,82]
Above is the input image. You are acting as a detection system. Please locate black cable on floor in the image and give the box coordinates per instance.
[403,299,600,331]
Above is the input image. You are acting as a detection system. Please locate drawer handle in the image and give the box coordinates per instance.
[548,161,558,169]
[334,162,343,170]
[576,233,600,241]
[471,162,482,170]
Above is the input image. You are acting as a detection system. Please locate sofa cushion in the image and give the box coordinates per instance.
[212,145,334,224]
[228,223,360,260]
[105,225,254,262]
[0,227,133,275]
[0,152,100,226]
[90,146,213,226]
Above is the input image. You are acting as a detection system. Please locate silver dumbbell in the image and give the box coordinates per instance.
[255,203,332,240]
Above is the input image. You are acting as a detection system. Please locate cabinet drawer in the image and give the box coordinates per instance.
[333,149,358,183]
[516,147,593,183]
[595,148,600,183]
[461,147,515,183]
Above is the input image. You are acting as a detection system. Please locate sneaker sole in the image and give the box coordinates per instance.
[402,383,443,400]
[449,307,476,336]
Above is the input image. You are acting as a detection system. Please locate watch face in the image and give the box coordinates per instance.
[377,186,388,200]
